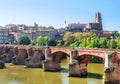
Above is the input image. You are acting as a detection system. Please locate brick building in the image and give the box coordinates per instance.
[65,12,104,37]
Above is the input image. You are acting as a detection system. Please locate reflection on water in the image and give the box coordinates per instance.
[0,59,104,84]
[87,72,103,79]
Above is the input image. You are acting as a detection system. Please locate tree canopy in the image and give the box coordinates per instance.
[111,30,119,38]
[30,40,36,46]
[63,32,74,46]
[36,36,50,46]
[18,36,31,45]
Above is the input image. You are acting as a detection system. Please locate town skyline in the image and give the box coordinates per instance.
[0,0,120,31]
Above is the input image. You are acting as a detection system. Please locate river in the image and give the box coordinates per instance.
[0,59,104,84]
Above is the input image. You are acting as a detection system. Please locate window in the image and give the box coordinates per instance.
[4,33,8,36]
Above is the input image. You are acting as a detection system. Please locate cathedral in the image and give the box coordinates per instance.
[65,12,104,37]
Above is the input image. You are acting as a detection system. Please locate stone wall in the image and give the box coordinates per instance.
[44,60,61,71]
[69,62,87,77]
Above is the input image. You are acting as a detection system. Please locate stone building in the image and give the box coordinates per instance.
[6,24,18,32]
[8,25,58,44]
[102,31,112,39]
[9,32,18,44]
[56,28,67,40]
[38,26,58,40]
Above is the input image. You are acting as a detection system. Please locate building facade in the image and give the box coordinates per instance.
[0,27,9,44]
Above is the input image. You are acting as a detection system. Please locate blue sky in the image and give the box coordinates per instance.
[0,0,120,31]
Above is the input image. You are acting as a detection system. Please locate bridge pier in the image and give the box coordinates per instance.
[69,51,87,77]
[44,60,60,71]
[44,47,60,72]
[25,48,43,68]
[12,48,27,65]
[0,57,5,69]
[104,52,120,84]
[69,62,87,77]
[105,63,120,84]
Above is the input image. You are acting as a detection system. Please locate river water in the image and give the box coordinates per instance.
[0,59,104,84]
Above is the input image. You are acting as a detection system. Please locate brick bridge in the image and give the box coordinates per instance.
[0,45,120,83]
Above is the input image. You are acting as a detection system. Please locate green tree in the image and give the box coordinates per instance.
[18,36,30,45]
[89,36,99,48]
[92,36,99,48]
[107,39,117,49]
[56,40,64,46]
[116,36,120,49]
[86,37,91,48]
[98,37,108,48]
[30,40,36,46]
[82,32,95,39]
[70,41,80,48]
[44,36,50,45]
[73,32,95,41]
[73,32,82,41]
[63,32,74,46]
[49,40,57,46]
[36,36,45,46]
[80,38,87,48]
[36,36,50,46]
[89,56,103,63]
[111,30,119,38]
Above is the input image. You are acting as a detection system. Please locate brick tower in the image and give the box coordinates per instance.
[95,12,103,30]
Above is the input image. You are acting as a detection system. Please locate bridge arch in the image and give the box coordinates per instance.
[69,50,106,77]
[51,48,71,57]
[77,54,105,59]
[51,51,70,63]
[76,54,104,66]
[33,49,45,60]
[27,47,45,60]
[12,47,28,65]
[76,50,105,59]
[74,50,106,67]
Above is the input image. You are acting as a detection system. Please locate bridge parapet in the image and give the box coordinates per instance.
[50,46,70,49]
[76,48,120,52]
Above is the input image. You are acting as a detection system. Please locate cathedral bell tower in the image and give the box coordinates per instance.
[95,12,103,30]
[95,12,102,23]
